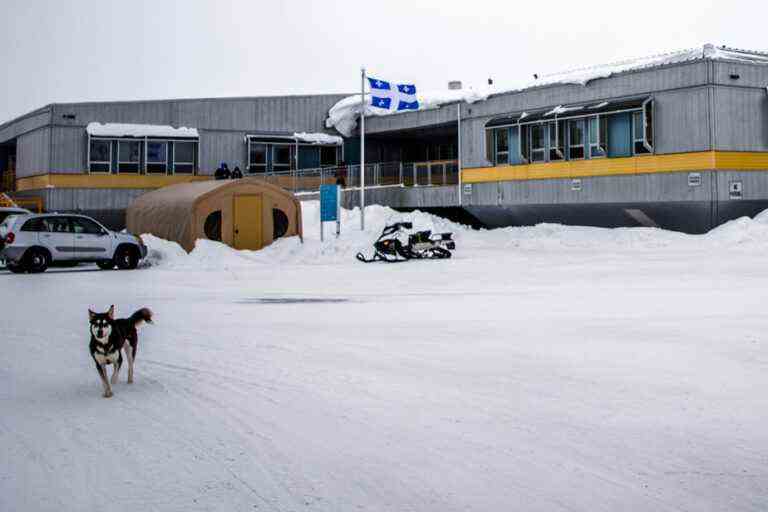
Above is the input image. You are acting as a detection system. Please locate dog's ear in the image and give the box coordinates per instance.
[88,309,96,321]
[107,305,115,319]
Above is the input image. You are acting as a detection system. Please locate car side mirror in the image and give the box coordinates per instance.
[99,230,109,237]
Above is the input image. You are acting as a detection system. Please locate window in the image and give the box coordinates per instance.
[320,146,338,167]
[272,208,289,239]
[569,119,585,159]
[549,121,565,161]
[248,143,267,173]
[520,125,530,163]
[495,128,509,165]
[589,116,608,158]
[41,217,72,233]
[204,211,222,241]
[89,139,111,173]
[71,217,104,235]
[21,218,46,232]
[634,98,654,154]
[272,144,292,171]
[173,141,197,174]
[530,124,546,162]
[146,141,167,174]
[118,140,141,173]
[633,111,651,154]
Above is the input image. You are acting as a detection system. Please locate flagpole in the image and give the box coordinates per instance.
[457,102,462,206]
[360,67,366,231]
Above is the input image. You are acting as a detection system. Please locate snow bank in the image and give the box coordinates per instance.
[140,202,768,270]
[325,44,768,136]
[86,122,199,138]
[292,132,343,145]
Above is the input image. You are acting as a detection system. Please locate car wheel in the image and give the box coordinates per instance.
[115,246,139,270]
[97,260,116,270]
[24,248,49,273]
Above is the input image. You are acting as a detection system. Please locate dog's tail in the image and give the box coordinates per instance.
[129,308,153,327]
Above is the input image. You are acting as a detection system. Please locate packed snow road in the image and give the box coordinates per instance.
[2,203,768,511]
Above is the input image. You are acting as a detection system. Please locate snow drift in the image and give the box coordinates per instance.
[141,202,768,270]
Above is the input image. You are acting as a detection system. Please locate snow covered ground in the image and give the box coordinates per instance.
[2,203,768,511]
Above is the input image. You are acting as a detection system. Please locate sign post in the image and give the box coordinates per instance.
[320,184,341,241]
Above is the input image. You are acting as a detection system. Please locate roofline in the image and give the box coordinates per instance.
[0,104,52,135]
[50,92,353,110]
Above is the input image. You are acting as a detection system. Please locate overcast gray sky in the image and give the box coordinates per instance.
[0,0,765,122]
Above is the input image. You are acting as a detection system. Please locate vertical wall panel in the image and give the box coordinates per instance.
[713,87,768,151]
[16,128,50,178]
[50,126,86,172]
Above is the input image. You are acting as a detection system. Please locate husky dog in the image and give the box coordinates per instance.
[88,305,153,398]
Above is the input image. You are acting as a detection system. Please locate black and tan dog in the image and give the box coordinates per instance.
[88,305,153,398]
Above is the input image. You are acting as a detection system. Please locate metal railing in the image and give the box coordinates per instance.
[245,160,458,194]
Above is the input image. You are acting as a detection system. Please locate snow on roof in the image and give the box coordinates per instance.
[325,44,768,136]
[86,122,199,138]
[325,88,491,137]
[292,132,343,145]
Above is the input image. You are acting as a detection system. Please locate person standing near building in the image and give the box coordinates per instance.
[215,162,231,180]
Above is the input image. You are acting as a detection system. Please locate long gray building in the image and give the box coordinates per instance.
[2,44,768,233]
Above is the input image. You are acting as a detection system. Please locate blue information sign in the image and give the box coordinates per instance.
[320,184,339,222]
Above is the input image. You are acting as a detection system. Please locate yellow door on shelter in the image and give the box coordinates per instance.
[233,194,263,250]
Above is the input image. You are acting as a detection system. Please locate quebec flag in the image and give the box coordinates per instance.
[368,77,419,111]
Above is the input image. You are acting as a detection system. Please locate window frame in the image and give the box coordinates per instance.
[494,128,509,165]
[568,119,586,160]
[319,145,338,168]
[172,140,198,175]
[548,120,565,161]
[589,115,608,158]
[145,140,168,175]
[247,139,268,173]
[271,144,294,172]
[633,111,651,155]
[642,97,654,153]
[87,137,112,174]
[117,139,142,174]
[530,123,546,163]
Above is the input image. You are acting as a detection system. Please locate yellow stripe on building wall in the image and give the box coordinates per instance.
[16,173,210,192]
[461,151,768,184]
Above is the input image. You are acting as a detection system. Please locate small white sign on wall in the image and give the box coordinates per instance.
[571,179,582,191]
[463,184,472,196]
[729,181,743,200]
[688,172,702,187]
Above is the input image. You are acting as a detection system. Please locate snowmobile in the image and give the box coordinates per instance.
[356,222,455,263]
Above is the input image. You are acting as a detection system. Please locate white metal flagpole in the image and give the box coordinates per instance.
[360,67,366,231]
[457,102,462,206]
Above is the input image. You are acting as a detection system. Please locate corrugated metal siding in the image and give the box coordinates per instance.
[0,108,51,143]
[16,128,51,177]
[53,102,175,126]
[50,126,86,172]
[653,87,711,154]
[712,61,768,88]
[43,188,153,211]
[713,87,768,151]
[199,131,247,174]
[366,62,709,134]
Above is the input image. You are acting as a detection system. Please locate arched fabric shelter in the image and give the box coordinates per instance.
[127,179,302,252]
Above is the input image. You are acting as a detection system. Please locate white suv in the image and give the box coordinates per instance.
[1,213,147,273]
